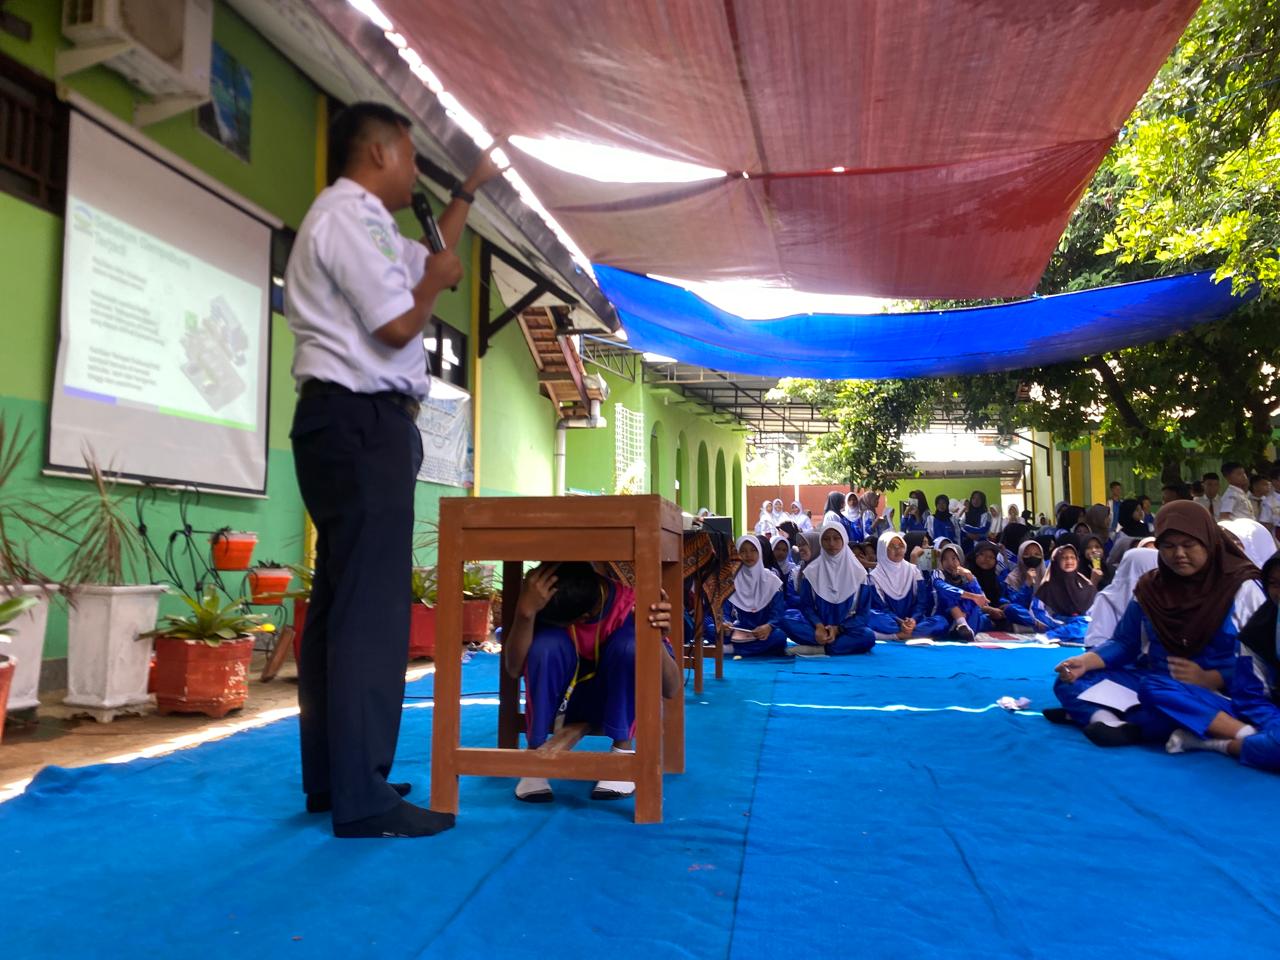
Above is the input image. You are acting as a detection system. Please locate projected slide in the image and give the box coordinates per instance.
[61,199,261,431]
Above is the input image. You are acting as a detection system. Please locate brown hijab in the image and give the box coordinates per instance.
[1133,501,1259,657]
[1034,545,1096,617]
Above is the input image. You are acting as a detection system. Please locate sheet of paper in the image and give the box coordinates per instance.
[730,628,756,642]
[1076,678,1141,713]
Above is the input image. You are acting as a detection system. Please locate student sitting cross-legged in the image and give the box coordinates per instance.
[783,521,876,655]
[1029,544,1096,642]
[931,543,993,642]
[866,531,950,640]
[504,562,682,803]
[1051,502,1264,748]
[1156,552,1280,769]
[718,535,789,657]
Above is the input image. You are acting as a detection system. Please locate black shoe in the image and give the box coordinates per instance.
[306,781,411,813]
[332,800,455,838]
[1084,720,1143,747]
[1041,707,1071,725]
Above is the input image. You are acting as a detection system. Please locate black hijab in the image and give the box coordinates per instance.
[756,534,780,575]
[1117,498,1148,538]
[1056,505,1084,533]
[1000,522,1028,552]
[824,491,846,516]
[1035,545,1097,617]
[970,541,1003,604]
[964,490,988,528]
[1236,555,1280,689]
[903,531,928,556]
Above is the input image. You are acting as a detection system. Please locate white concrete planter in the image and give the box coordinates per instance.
[64,584,167,717]
[1,584,58,712]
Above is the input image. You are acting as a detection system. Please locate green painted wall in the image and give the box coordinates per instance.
[882,477,1004,521]
[564,366,749,527]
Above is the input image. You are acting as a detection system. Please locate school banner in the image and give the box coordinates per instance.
[416,377,473,488]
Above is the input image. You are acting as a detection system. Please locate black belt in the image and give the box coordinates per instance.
[300,380,420,421]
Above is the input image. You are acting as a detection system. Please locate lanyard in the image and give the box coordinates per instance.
[554,585,607,728]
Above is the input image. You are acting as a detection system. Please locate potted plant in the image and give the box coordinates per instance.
[461,562,496,645]
[0,415,63,715]
[142,586,267,717]
[0,595,38,741]
[284,561,313,663]
[57,454,167,720]
[210,527,258,571]
[247,559,292,605]
[408,566,437,659]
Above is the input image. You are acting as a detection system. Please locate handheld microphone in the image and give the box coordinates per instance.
[411,192,445,254]
[411,192,456,292]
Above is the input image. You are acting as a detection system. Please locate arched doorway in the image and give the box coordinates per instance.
[649,421,664,496]
[732,454,744,533]
[714,448,727,516]
[676,431,689,511]
[696,441,710,512]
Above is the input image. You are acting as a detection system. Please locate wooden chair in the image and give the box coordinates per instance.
[430,495,684,824]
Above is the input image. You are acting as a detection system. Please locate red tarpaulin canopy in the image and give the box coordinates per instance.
[381,1,1199,299]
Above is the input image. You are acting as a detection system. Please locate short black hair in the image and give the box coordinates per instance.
[535,562,602,627]
[1202,471,1219,481]
[328,101,412,181]
[1191,480,1205,495]
[1221,461,1243,476]
[1250,474,1268,489]
[1109,480,1122,489]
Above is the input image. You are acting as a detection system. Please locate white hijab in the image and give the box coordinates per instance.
[1220,518,1277,570]
[842,493,859,521]
[1083,547,1160,648]
[803,521,866,603]
[771,533,796,579]
[869,530,921,601]
[730,534,783,613]
[771,498,786,523]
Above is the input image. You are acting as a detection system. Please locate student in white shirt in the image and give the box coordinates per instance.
[1217,461,1256,521]
[1194,472,1222,516]
[1248,474,1274,533]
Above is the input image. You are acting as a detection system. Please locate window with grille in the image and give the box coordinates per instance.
[0,54,68,215]
[614,403,645,494]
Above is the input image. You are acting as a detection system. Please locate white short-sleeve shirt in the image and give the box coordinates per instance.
[1219,484,1256,521]
[285,178,430,399]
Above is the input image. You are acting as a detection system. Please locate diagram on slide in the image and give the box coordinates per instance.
[179,296,249,411]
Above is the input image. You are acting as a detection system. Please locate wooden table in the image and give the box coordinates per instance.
[430,495,684,824]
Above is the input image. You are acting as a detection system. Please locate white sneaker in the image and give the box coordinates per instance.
[514,776,553,803]
[592,746,636,800]
[1165,730,1193,755]
[791,644,827,657]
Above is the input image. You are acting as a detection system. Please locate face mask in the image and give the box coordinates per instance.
[1024,556,1043,568]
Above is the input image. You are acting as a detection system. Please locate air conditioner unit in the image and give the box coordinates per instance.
[59,0,212,126]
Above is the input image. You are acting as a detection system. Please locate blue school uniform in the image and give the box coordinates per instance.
[927,513,958,543]
[931,572,992,637]
[1053,585,1263,739]
[1000,579,1039,628]
[901,513,928,534]
[825,511,861,544]
[867,580,950,639]
[784,580,876,655]
[960,512,992,552]
[723,592,789,657]
[1029,595,1091,641]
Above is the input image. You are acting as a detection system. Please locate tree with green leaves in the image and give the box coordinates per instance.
[794,0,1280,483]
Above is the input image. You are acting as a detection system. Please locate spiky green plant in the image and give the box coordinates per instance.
[57,452,145,588]
[0,415,63,586]
[140,586,266,646]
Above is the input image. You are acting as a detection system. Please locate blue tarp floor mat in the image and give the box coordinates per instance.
[2,648,1277,959]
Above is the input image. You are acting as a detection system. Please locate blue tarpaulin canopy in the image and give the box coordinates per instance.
[595,266,1249,380]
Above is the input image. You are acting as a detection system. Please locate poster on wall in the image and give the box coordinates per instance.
[416,377,473,487]
[197,42,253,161]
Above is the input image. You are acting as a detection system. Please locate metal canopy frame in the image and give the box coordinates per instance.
[477,238,580,357]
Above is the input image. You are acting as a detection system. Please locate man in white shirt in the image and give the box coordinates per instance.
[286,102,499,838]
[1216,461,1256,521]
[1248,473,1274,532]
[1194,472,1221,516]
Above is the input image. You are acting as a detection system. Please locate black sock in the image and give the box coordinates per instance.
[1041,707,1071,725]
[1084,720,1143,747]
[306,782,411,814]
[332,800,455,838]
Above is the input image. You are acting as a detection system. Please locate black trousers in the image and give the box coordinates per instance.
[290,391,422,824]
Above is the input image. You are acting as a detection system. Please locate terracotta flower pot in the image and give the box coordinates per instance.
[463,598,491,644]
[409,603,436,659]
[153,635,254,718]
[292,598,309,664]
[210,532,258,571]
[0,655,14,743]
[247,568,292,605]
